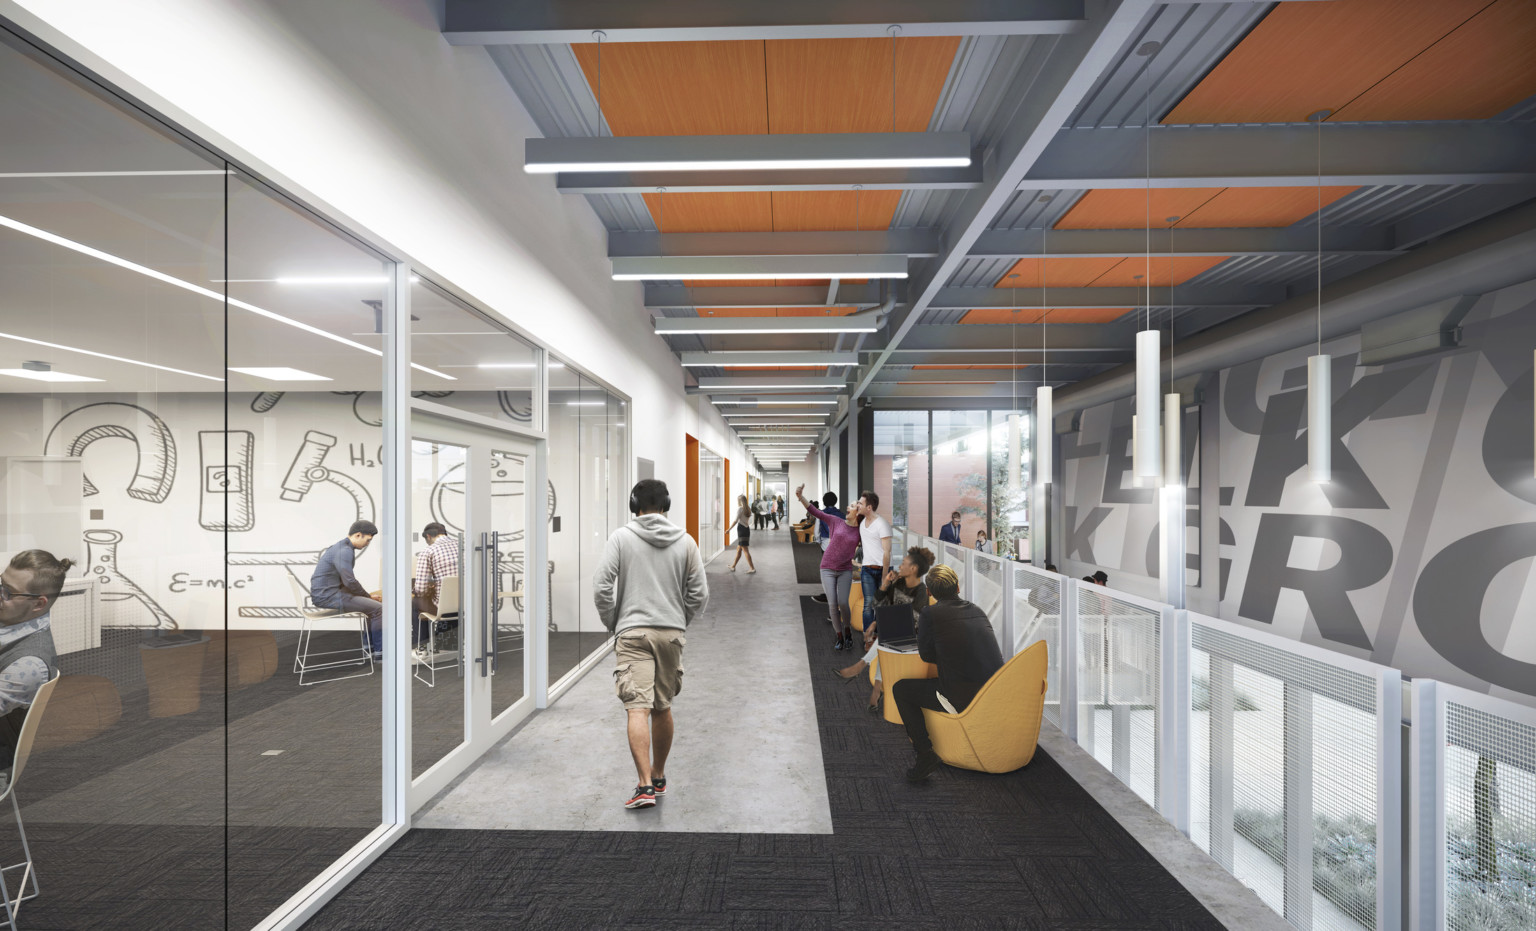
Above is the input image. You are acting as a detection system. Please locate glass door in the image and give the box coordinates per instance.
[407,406,537,809]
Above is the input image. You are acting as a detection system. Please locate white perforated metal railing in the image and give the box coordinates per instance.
[1412,681,1536,931]
[968,551,1007,654]
[1190,614,1401,931]
[1014,563,1063,726]
[1075,585,1164,810]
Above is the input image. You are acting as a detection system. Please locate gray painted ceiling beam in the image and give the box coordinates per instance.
[697,376,847,391]
[895,324,1134,352]
[930,285,1278,309]
[862,382,1058,399]
[646,283,889,308]
[557,163,982,194]
[613,253,906,280]
[679,351,858,367]
[1389,183,1536,251]
[443,0,1087,44]
[970,226,1399,258]
[609,230,943,259]
[849,0,1159,409]
[1019,122,1536,189]
[706,394,846,406]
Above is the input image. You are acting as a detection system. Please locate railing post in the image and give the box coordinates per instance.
[1283,682,1315,929]
[1376,668,1404,931]
[1209,651,1236,870]
[1158,607,1191,836]
[1000,560,1016,657]
[1409,679,1445,931]
[1059,577,1079,743]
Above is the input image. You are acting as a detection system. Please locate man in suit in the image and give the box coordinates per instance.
[937,511,963,545]
[892,564,1005,783]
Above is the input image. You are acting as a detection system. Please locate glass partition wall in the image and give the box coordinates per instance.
[0,24,625,928]
[872,409,1031,559]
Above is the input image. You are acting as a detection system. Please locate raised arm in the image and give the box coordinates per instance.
[794,484,833,528]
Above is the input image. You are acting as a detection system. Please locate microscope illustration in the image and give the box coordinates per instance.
[230,430,378,619]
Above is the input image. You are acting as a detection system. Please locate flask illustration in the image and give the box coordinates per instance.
[84,529,177,629]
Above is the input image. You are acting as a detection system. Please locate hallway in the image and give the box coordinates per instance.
[307,532,1225,929]
[415,527,832,833]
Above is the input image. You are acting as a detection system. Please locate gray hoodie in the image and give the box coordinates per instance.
[593,514,709,634]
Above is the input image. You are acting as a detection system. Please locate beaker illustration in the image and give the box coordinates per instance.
[84,529,177,629]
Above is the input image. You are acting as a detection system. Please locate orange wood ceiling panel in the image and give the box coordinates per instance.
[993,257,1124,288]
[1331,0,1536,121]
[958,308,1129,324]
[1163,0,1498,124]
[1087,255,1229,288]
[1177,186,1358,227]
[1054,189,1225,229]
[1055,186,1358,229]
[572,41,768,135]
[581,38,959,246]
[765,37,960,134]
[696,307,858,317]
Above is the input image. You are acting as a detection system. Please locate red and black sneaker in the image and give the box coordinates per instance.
[624,785,656,809]
[652,777,667,797]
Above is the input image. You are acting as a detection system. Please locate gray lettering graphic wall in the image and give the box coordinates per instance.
[1059,278,1536,705]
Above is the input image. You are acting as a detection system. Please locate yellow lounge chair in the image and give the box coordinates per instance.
[922,640,1048,773]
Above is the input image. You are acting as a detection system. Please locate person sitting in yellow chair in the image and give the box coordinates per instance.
[892,564,1004,783]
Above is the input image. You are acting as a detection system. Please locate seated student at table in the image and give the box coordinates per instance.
[412,521,460,660]
[892,564,1004,783]
[311,520,384,660]
[832,545,934,714]
[1027,564,1060,614]
[0,550,67,787]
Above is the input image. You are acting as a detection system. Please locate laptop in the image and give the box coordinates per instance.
[874,602,919,651]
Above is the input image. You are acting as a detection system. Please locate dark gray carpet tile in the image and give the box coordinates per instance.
[303,541,1224,930]
[793,541,824,584]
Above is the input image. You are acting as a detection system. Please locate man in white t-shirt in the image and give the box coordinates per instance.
[853,490,892,645]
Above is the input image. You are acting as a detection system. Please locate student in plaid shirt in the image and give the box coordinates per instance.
[412,522,460,653]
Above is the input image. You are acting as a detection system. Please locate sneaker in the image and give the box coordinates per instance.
[652,777,667,797]
[410,646,428,666]
[747,568,756,574]
[371,651,384,662]
[906,750,942,783]
[625,785,656,809]
[811,594,829,604]
[729,564,736,572]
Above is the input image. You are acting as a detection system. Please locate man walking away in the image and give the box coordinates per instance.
[893,564,1004,783]
[594,479,709,810]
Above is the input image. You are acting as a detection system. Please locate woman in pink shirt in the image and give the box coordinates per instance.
[796,484,862,650]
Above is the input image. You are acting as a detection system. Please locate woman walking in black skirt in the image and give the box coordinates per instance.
[729,494,756,573]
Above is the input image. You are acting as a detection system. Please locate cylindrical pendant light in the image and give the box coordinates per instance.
[1307,108,1332,485]
[1164,392,1181,486]
[1309,355,1331,483]
[1135,329,1161,479]
[1037,385,1052,484]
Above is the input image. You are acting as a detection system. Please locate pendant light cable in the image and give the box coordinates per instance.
[593,31,605,138]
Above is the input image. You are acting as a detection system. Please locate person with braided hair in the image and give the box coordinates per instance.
[891,563,1004,783]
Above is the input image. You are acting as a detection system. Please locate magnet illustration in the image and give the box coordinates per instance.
[45,402,177,503]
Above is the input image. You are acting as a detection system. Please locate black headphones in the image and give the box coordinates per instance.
[628,481,671,515]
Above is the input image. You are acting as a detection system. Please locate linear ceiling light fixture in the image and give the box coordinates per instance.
[614,254,906,281]
[711,399,839,406]
[656,316,880,336]
[228,366,332,381]
[680,351,857,367]
[1308,109,1333,484]
[0,214,454,381]
[0,330,223,382]
[525,132,971,174]
[0,361,101,382]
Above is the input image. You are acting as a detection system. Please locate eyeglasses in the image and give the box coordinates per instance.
[0,581,43,602]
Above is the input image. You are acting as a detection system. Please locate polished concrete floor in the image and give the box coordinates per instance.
[416,525,834,833]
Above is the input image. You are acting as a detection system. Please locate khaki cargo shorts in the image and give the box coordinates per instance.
[613,627,686,711]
